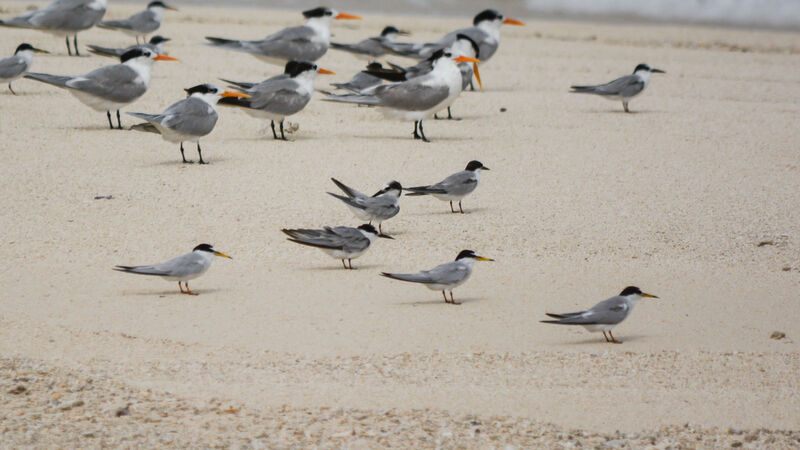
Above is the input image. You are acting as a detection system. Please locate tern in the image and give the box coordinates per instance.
[381,250,494,304]
[0,43,49,95]
[324,50,480,142]
[405,160,489,213]
[205,7,361,66]
[330,62,384,93]
[282,223,392,269]
[113,243,232,295]
[218,60,333,141]
[541,286,659,344]
[330,26,409,60]
[328,178,402,234]
[570,63,665,113]
[24,48,178,129]
[128,83,250,164]
[0,0,108,56]
[87,35,170,58]
[98,1,177,43]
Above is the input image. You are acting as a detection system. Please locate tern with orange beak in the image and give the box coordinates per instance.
[324,50,480,142]
[24,48,178,129]
[205,7,361,66]
[218,61,333,140]
[113,244,232,295]
[128,84,250,164]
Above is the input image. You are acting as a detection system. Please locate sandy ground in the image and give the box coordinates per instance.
[1,2,799,446]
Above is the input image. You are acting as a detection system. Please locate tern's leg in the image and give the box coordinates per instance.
[446,107,460,120]
[469,80,475,91]
[449,291,460,305]
[74,36,80,56]
[413,121,421,140]
[106,111,114,129]
[65,36,72,56]
[197,142,207,164]
[341,259,347,269]
[458,201,464,214]
[178,282,185,293]
[434,112,440,120]
[180,142,192,164]
[116,110,122,129]
[378,223,382,234]
[184,282,198,296]
[601,331,610,342]
[449,201,456,213]
[622,101,629,113]
[608,331,622,344]
[417,120,430,143]
[279,120,288,141]
[347,258,353,270]
[442,290,448,303]
[270,120,278,139]
[8,82,16,95]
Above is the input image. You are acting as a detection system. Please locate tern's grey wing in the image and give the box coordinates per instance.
[114,251,204,278]
[66,64,146,103]
[331,71,382,93]
[160,97,219,137]
[375,80,449,111]
[329,226,371,253]
[247,78,311,115]
[572,74,643,97]
[331,37,386,57]
[547,296,631,325]
[250,25,326,60]
[403,59,434,79]
[382,41,436,59]
[17,0,107,31]
[363,196,400,220]
[283,226,367,251]
[331,178,367,199]
[434,171,478,196]
[0,56,27,79]
[423,260,471,285]
[107,9,158,33]
[86,44,124,57]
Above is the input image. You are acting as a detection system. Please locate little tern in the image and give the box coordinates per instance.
[128,83,250,164]
[541,286,659,343]
[98,1,177,43]
[330,26,409,60]
[0,0,108,56]
[218,60,333,140]
[324,50,480,142]
[405,160,489,213]
[24,48,178,129]
[87,35,170,58]
[381,250,494,304]
[0,43,49,95]
[205,7,361,66]
[328,178,402,234]
[570,63,665,113]
[282,223,392,269]
[113,243,232,295]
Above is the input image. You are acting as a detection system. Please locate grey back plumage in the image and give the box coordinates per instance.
[283,226,371,253]
[66,64,146,102]
[1,0,107,32]
[240,77,312,116]
[571,74,644,98]
[544,296,633,325]
[113,251,208,279]
[331,36,387,57]
[100,8,159,33]
[0,54,29,80]
[383,260,472,285]
[407,170,478,196]
[132,96,218,138]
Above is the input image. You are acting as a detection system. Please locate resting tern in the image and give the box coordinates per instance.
[87,35,170,58]
[541,286,659,343]
[328,178,402,234]
[98,1,176,43]
[405,160,489,213]
[24,48,178,129]
[570,63,665,113]
[324,50,480,142]
[218,60,333,140]
[128,83,250,164]
[330,62,384,93]
[282,223,392,270]
[113,243,232,295]
[0,43,49,95]
[381,250,494,304]
[330,26,409,60]
[0,0,108,56]
[205,7,361,66]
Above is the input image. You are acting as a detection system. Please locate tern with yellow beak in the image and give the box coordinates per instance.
[128,83,250,164]
[0,43,49,95]
[98,1,177,44]
[114,243,232,295]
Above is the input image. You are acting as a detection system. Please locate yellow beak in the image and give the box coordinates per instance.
[214,251,232,259]
[641,293,659,299]
[476,256,494,262]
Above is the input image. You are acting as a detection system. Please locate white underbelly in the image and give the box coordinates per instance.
[70,90,130,112]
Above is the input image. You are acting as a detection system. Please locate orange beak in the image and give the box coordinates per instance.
[504,18,525,26]
[454,55,480,64]
[473,63,482,90]
[221,91,251,98]
[154,54,179,61]
[335,12,362,20]
[317,68,335,75]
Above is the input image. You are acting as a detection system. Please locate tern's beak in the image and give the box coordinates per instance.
[397,30,411,36]
[33,48,49,54]
[317,67,335,75]
[651,68,666,74]
[641,293,659,299]
[221,91,251,98]
[378,233,394,240]
[473,62,483,89]
[476,256,494,262]
[504,18,525,26]
[164,4,178,11]
[455,55,480,64]
[214,251,232,259]
[335,12,362,20]
[482,166,490,171]
[154,54,179,61]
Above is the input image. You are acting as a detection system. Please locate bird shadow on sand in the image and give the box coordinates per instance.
[298,263,382,272]
[143,156,232,168]
[121,288,223,297]
[585,109,667,115]
[395,296,486,306]
[551,333,649,346]
[404,207,488,216]
[349,134,475,143]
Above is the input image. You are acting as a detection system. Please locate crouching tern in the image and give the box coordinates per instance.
[218,61,333,141]
[113,243,232,295]
[98,1,177,44]
[24,48,178,129]
[328,178,402,234]
[282,224,392,269]
[405,160,489,213]
[330,26,409,60]
[570,63,665,113]
[0,43,49,95]
[87,35,170,58]
[541,286,659,343]
[0,0,108,56]
[128,83,250,164]
[381,250,494,304]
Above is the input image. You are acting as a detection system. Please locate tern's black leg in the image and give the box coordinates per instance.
[8,82,16,95]
[623,101,630,113]
[116,110,122,129]
[106,111,114,129]
[446,107,461,120]
[74,35,80,56]
[197,142,207,164]
[413,121,421,140]
[469,80,475,91]
[270,120,278,139]
[279,120,288,140]
[65,36,72,56]
[417,120,429,142]
[180,142,192,163]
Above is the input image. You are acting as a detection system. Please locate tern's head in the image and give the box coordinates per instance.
[381,26,409,39]
[193,243,232,259]
[455,249,494,262]
[149,35,171,45]
[284,60,334,80]
[120,48,179,65]
[465,160,489,172]
[14,43,48,56]
[147,1,177,12]
[184,83,250,103]
[619,286,659,300]
[373,180,403,197]
[302,7,361,23]
[473,9,525,28]
[357,224,394,240]
[633,63,665,75]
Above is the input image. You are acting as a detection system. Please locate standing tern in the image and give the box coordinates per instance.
[330,26,409,60]
[24,48,178,129]
[98,1,177,43]
[113,243,232,295]
[87,35,170,58]
[570,63,665,113]
[381,250,494,304]
[328,178,402,234]
[541,286,659,344]
[128,83,250,164]
[0,0,108,56]
[282,223,392,270]
[0,43,49,95]
[218,61,333,141]
[324,50,480,142]
[205,7,361,66]
[405,160,489,213]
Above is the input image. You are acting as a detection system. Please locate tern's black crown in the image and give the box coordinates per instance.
[473,9,502,25]
[193,243,215,252]
[303,7,332,18]
[619,286,643,296]
[456,250,478,260]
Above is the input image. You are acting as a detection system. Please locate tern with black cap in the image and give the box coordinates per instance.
[0,43,49,95]
[282,224,392,270]
[405,160,489,213]
[87,35,171,58]
[328,178,402,234]
[571,63,665,113]
[98,1,177,43]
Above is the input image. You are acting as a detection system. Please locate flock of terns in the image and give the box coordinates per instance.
[1,0,666,344]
